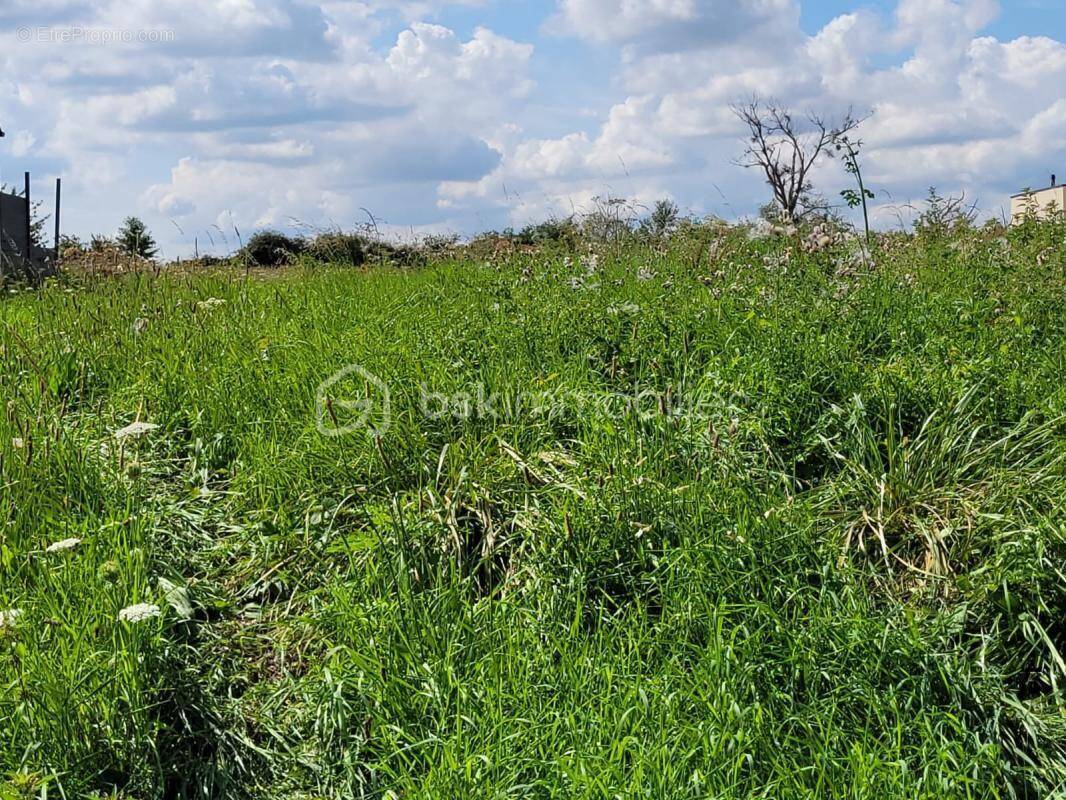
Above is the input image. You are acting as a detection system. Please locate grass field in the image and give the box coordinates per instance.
[1,219,1065,798]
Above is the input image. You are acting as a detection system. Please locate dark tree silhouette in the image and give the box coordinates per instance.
[732,96,862,223]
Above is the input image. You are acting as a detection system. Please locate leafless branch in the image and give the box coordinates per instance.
[731,95,862,223]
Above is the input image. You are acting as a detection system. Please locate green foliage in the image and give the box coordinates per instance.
[117,217,158,259]
[240,229,305,267]
[305,232,366,266]
[1,220,1065,798]
[515,218,579,247]
[915,188,978,240]
[639,199,681,239]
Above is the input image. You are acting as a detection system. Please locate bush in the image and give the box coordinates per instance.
[241,230,305,267]
[305,232,365,266]
[515,219,579,247]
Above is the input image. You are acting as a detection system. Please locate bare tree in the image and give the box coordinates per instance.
[732,96,862,223]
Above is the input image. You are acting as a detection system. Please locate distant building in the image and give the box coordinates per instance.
[1010,175,1066,223]
[0,188,33,277]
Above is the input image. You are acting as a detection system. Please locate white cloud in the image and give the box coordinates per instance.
[439,0,1066,229]
[2,0,1065,254]
[548,0,800,54]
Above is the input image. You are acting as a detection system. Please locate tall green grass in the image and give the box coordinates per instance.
[1,221,1064,798]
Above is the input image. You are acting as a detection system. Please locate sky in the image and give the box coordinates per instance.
[2,0,1065,257]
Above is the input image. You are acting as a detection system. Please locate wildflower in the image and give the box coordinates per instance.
[746,220,774,241]
[581,253,599,276]
[637,268,656,282]
[0,609,22,629]
[567,276,585,290]
[803,223,838,254]
[131,317,149,336]
[98,559,121,583]
[11,438,24,450]
[118,603,161,623]
[46,537,82,553]
[195,297,226,312]
[114,421,160,440]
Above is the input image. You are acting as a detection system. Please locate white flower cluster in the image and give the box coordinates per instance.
[118,603,162,623]
[114,421,159,440]
[803,223,839,254]
[0,609,22,629]
[196,297,227,312]
[45,537,82,553]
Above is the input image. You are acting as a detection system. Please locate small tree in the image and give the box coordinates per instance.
[117,217,158,259]
[914,188,978,239]
[836,134,874,244]
[732,96,862,223]
[640,199,680,239]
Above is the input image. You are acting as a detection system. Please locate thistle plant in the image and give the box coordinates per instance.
[836,133,875,244]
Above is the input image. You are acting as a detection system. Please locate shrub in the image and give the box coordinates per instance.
[515,219,579,247]
[240,230,305,267]
[305,232,365,266]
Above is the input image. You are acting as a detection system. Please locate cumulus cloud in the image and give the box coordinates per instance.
[1,1,536,253]
[548,0,801,55]
[440,0,1066,229]
[1,0,1064,254]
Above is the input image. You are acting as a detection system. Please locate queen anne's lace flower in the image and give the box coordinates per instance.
[195,298,226,312]
[0,609,22,629]
[114,422,159,440]
[46,537,82,553]
[118,603,161,623]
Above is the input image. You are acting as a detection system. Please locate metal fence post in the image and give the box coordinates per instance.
[54,178,62,269]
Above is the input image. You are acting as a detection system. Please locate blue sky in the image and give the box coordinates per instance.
[2,0,1066,255]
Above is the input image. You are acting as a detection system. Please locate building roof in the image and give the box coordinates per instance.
[1011,185,1062,198]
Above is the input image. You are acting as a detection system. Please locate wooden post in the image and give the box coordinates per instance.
[54,178,61,269]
